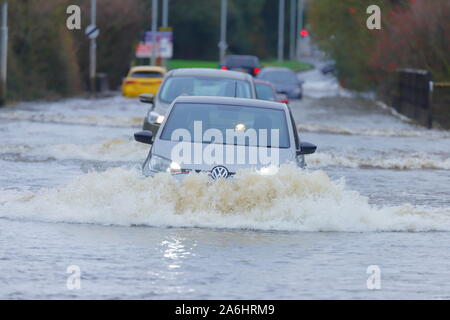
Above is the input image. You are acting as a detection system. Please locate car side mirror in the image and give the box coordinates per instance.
[297,142,317,155]
[134,130,153,144]
[139,93,154,104]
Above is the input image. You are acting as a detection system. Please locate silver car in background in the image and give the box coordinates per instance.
[140,68,257,137]
[134,96,316,179]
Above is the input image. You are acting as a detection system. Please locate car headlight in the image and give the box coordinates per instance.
[148,155,181,174]
[147,111,165,124]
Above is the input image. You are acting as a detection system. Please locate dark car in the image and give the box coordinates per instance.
[140,68,256,136]
[220,55,261,77]
[321,63,335,75]
[257,67,303,99]
[254,80,289,104]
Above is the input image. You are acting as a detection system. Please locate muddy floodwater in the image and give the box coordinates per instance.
[1,68,449,299]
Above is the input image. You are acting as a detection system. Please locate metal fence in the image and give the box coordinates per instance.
[393,69,432,128]
[431,82,450,129]
[385,69,450,129]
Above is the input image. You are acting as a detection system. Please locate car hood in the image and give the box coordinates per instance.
[149,139,295,173]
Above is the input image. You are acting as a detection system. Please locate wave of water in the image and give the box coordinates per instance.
[1,139,449,170]
[0,111,143,128]
[309,152,450,170]
[1,165,449,232]
[298,123,450,138]
[0,139,147,162]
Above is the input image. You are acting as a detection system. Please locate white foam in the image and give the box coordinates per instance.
[0,139,148,162]
[309,152,450,170]
[298,123,450,138]
[2,140,449,170]
[0,111,143,127]
[1,165,449,232]
[41,139,148,161]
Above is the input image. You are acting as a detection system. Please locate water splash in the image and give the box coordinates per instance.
[309,152,450,170]
[298,123,450,138]
[1,165,449,232]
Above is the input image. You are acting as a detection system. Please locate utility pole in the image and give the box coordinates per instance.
[277,0,285,62]
[161,0,169,67]
[296,0,304,60]
[89,0,97,96]
[218,0,228,64]
[0,2,7,106]
[289,0,296,61]
[162,0,169,28]
[151,0,158,66]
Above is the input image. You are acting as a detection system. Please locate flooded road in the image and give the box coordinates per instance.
[0,69,449,299]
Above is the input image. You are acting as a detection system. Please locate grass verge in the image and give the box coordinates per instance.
[167,59,313,72]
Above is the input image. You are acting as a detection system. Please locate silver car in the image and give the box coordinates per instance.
[134,96,316,179]
[141,68,257,137]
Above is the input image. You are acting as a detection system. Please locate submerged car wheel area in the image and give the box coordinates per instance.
[134,96,316,179]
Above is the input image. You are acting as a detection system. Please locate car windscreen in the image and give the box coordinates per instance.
[159,76,252,103]
[131,71,163,78]
[260,71,298,85]
[255,83,276,101]
[160,103,290,148]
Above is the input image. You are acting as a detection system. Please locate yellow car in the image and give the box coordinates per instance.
[121,66,167,98]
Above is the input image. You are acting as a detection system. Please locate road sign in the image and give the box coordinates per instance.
[85,24,99,39]
[144,30,172,43]
[135,41,173,59]
[136,42,152,58]
[137,31,173,58]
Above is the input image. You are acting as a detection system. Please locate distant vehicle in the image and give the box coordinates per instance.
[134,96,316,178]
[220,55,261,77]
[140,68,256,137]
[321,63,335,75]
[254,80,289,104]
[122,66,167,98]
[257,67,303,99]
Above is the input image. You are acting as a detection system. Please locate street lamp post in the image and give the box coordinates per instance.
[218,0,228,64]
[89,0,97,96]
[162,0,169,28]
[0,1,7,106]
[277,0,285,62]
[289,0,296,61]
[296,0,304,60]
[161,0,169,67]
[151,0,158,66]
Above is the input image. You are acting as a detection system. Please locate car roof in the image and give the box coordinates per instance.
[225,54,259,60]
[254,79,275,87]
[130,66,167,73]
[173,96,286,110]
[168,68,252,81]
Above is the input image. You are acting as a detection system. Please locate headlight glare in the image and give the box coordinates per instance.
[147,111,164,124]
